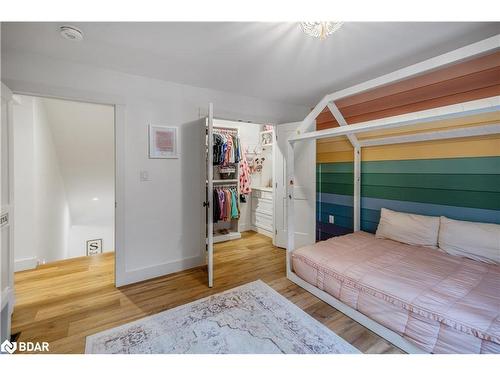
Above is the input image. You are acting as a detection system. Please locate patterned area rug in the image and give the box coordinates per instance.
[85,280,360,354]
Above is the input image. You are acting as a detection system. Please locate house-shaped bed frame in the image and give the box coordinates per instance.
[285,34,500,354]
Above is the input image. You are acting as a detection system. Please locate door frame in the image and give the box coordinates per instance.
[5,87,126,287]
[1,82,15,342]
[273,121,316,249]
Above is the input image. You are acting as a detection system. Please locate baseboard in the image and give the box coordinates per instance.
[238,222,251,232]
[116,254,205,287]
[14,257,39,272]
[251,225,273,238]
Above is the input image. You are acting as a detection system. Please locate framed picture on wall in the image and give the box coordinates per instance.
[86,239,103,256]
[149,125,178,159]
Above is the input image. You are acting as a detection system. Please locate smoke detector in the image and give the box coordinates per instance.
[60,25,84,41]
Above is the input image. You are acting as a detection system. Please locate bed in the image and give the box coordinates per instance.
[291,231,500,354]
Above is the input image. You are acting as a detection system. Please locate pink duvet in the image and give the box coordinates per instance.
[292,231,500,354]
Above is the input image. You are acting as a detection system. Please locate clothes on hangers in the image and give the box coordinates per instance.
[213,130,241,166]
[213,186,239,223]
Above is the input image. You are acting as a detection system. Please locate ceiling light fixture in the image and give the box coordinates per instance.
[60,25,84,41]
[92,197,99,201]
[300,22,343,40]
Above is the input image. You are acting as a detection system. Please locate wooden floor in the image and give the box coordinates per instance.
[12,231,402,354]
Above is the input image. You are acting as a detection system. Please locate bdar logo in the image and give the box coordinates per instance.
[1,339,16,354]
[1,339,49,353]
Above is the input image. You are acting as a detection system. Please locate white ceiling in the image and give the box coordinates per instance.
[3,22,499,106]
[39,97,115,226]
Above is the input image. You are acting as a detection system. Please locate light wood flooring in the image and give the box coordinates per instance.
[12,231,402,354]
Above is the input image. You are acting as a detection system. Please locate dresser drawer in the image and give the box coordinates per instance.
[252,197,273,215]
[251,211,273,232]
[251,189,273,201]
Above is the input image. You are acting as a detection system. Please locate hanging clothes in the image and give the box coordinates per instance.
[212,189,220,223]
[213,130,241,166]
[230,189,239,219]
[213,186,239,223]
[239,146,252,195]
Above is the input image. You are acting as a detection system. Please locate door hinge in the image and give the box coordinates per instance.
[275,229,278,235]
[203,201,210,207]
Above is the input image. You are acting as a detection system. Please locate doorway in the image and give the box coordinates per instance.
[205,118,277,287]
[273,122,316,249]
[205,117,317,288]
[12,95,115,270]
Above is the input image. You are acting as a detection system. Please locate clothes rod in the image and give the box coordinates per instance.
[213,127,238,132]
[212,179,238,183]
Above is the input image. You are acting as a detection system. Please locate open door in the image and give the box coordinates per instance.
[273,121,316,249]
[1,82,15,343]
[205,103,214,287]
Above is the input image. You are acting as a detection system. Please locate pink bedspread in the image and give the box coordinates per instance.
[292,231,500,354]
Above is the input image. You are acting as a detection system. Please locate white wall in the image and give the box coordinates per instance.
[13,96,72,269]
[41,98,115,227]
[12,96,36,271]
[32,97,72,264]
[2,49,309,285]
[68,224,114,258]
[13,96,115,268]
[39,98,115,261]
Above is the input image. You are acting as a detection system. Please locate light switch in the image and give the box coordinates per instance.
[328,215,335,224]
[140,170,150,182]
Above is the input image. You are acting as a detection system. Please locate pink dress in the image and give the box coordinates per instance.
[239,150,251,195]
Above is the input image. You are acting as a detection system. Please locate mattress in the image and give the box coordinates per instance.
[292,231,500,354]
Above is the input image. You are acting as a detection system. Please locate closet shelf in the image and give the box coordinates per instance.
[212,179,238,184]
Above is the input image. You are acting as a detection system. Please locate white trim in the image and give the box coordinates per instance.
[296,34,500,135]
[290,96,500,143]
[326,102,359,148]
[272,125,278,247]
[359,123,500,147]
[0,287,14,313]
[207,103,214,288]
[251,226,274,239]
[288,271,426,354]
[7,88,126,287]
[114,105,126,287]
[8,91,15,294]
[297,95,331,137]
[1,82,16,338]
[286,141,295,273]
[14,257,38,272]
[119,254,205,286]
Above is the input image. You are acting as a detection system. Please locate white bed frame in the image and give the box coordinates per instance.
[285,34,500,354]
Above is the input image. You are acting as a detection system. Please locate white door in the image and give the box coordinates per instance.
[273,122,316,249]
[1,82,15,343]
[205,103,214,287]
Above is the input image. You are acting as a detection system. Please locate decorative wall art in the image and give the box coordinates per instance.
[149,125,178,159]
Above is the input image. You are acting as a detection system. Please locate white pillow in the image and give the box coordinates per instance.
[438,216,500,264]
[375,208,440,248]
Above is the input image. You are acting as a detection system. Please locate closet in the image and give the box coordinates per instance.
[204,114,276,287]
[211,126,242,243]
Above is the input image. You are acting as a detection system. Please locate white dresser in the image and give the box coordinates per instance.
[251,187,273,238]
